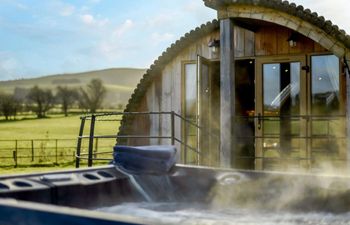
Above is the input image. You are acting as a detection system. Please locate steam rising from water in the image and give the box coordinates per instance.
[97,171,350,225]
[98,202,350,225]
[210,172,350,213]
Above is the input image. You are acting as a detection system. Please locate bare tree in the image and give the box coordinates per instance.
[0,93,21,120]
[27,86,54,118]
[56,86,78,116]
[79,79,107,113]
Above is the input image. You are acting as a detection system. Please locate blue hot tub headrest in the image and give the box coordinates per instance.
[113,145,177,174]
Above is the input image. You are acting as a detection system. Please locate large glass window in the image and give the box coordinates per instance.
[263,62,300,116]
[310,55,343,169]
[311,55,340,116]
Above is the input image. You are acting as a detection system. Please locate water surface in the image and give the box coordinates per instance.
[98,202,350,225]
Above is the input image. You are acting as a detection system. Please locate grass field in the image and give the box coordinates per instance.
[0,113,122,139]
[0,114,120,175]
[0,115,81,139]
[0,68,145,175]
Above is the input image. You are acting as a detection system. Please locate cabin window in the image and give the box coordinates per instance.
[183,62,198,164]
[311,55,340,116]
[310,55,343,163]
[184,63,197,118]
[263,62,301,116]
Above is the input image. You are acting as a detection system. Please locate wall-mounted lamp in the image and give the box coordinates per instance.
[287,32,298,48]
[208,38,220,53]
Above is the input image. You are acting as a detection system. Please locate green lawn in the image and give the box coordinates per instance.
[0,114,121,139]
[0,115,81,139]
[0,114,120,175]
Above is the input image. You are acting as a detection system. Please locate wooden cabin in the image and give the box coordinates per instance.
[118,0,350,172]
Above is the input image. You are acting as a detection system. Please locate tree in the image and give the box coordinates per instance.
[56,86,78,116]
[79,79,107,113]
[0,93,21,120]
[13,87,29,102]
[27,86,54,118]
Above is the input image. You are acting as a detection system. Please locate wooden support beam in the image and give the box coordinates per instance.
[220,19,236,168]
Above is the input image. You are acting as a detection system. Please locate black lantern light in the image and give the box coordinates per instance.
[287,32,298,48]
[208,38,220,53]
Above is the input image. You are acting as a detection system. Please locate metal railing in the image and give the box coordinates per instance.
[75,112,347,171]
[75,111,219,168]
[234,114,347,170]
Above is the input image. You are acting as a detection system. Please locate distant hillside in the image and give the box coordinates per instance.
[0,68,146,108]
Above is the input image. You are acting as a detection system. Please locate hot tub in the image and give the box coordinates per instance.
[1,165,350,225]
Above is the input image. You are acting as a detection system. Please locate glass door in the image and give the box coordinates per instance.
[256,56,307,171]
[197,55,211,165]
[310,55,345,170]
[182,56,211,165]
[183,62,198,164]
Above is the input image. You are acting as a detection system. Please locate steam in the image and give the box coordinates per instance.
[210,172,350,213]
[97,169,350,224]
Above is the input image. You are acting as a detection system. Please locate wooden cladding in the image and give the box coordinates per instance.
[234,23,328,58]
[254,26,328,56]
[235,26,255,57]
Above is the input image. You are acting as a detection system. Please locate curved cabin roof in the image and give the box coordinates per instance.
[204,0,350,56]
[118,0,350,137]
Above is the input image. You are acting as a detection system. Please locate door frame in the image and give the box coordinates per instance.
[181,60,197,165]
[181,56,214,165]
[197,55,213,165]
[255,55,308,170]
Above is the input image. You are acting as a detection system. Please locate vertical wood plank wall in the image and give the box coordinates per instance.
[255,26,327,55]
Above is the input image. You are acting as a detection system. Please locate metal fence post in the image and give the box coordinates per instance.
[171,111,175,145]
[31,140,34,162]
[76,117,86,168]
[88,115,96,167]
[13,140,18,168]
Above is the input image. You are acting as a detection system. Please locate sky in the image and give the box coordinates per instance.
[0,0,349,81]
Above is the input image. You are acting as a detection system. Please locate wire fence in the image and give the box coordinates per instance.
[75,111,221,168]
[0,138,116,168]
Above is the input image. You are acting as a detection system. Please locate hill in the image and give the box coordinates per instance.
[0,68,146,108]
